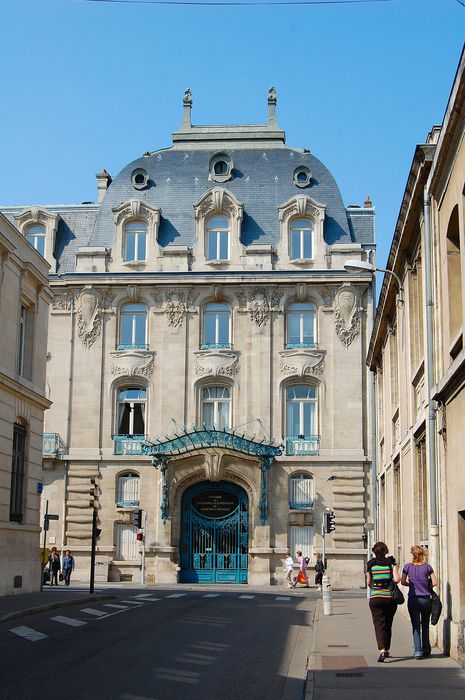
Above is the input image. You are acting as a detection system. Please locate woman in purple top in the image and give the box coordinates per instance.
[401,545,438,659]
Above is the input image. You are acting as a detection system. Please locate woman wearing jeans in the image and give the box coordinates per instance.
[401,545,438,659]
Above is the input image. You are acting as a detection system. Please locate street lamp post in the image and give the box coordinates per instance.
[344,259,405,546]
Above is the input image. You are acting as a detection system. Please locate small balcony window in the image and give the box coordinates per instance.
[207,215,230,261]
[202,303,231,349]
[124,221,147,262]
[201,386,231,430]
[289,474,313,509]
[116,473,140,507]
[290,219,313,260]
[286,385,319,456]
[118,304,148,350]
[286,302,317,348]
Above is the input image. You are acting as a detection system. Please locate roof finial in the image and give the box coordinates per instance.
[268,86,277,126]
[181,88,192,129]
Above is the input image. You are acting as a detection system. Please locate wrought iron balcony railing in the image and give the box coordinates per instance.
[284,342,318,349]
[42,433,66,457]
[289,500,314,510]
[116,343,149,351]
[116,499,140,508]
[114,435,147,455]
[200,343,233,350]
[285,435,320,456]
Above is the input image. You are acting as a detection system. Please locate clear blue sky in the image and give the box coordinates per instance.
[1,0,464,268]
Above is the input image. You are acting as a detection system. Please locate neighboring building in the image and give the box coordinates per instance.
[0,212,52,596]
[2,90,375,587]
[368,46,465,665]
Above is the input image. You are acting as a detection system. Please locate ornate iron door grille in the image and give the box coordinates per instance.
[180,481,248,584]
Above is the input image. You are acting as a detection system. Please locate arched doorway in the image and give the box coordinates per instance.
[180,481,248,584]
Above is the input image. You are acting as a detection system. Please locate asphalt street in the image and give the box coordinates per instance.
[0,588,315,700]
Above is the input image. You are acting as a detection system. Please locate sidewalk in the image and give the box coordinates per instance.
[306,594,465,699]
[0,587,115,623]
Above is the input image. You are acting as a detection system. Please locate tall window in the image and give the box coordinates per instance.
[119,304,148,349]
[10,422,27,522]
[117,473,140,507]
[286,303,316,347]
[286,385,317,437]
[26,224,46,256]
[18,304,33,380]
[446,205,462,348]
[117,388,146,436]
[207,215,230,261]
[124,221,147,262]
[415,438,428,545]
[115,523,138,560]
[289,474,313,509]
[289,525,313,558]
[202,303,231,348]
[290,219,313,260]
[201,386,231,429]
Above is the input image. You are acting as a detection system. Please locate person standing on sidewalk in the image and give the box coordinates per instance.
[283,550,295,588]
[62,550,75,587]
[314,552,325,591]
[367,541,401,662]
[401,545,438,659]
[48,547,61,586]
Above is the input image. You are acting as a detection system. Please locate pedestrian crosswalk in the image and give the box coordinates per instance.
[6,591,299,642]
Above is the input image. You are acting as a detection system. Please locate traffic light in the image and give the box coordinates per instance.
[133,509,143,528]
[324,510,336,534]
[137,532,144,542]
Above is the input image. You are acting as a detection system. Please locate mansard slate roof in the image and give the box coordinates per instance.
[1,99,374,273]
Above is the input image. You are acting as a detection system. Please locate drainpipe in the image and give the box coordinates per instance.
[369,260,378,543]
[423,189,439,575]
[64,297,75,550]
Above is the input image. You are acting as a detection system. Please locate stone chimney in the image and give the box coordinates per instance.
[96,169,112,203]
[364,196,373,208]
[268,86,277,127]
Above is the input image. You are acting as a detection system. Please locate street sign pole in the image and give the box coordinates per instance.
[40,500,49,591]
[141,509,146,586]
[90,508,97,594]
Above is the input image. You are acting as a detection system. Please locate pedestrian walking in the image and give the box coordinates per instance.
[314,552,325,591]
[48,547,61,586]
[283,550,295,588]
[367,541,400,662]
[401,545,438,659]
[62,549,75,587]
[293,550,310,587]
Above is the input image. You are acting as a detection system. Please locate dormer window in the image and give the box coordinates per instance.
[214,161,228,175]
[290,219,313,260]
[209,153,233,183]
[124,221,147,262]
[293,166,312,188]
[207,215,230,261]
[26,224,46,256]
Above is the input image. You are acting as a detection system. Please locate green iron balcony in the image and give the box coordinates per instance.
[116,499,140,508]
[200,343,233,350]
[289,499,314,510]
[42,433,66,457]
[116,343,149,351]
[114,435,147,455]
[285,342,318,349]
[285,435,320,456]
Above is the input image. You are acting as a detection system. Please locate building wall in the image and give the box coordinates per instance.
[0,213,51,596]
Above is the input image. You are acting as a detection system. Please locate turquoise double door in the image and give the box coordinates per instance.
[180,481,249,584]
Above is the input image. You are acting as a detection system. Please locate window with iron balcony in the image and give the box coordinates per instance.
[201,303,232,349]
[286,302,317,349]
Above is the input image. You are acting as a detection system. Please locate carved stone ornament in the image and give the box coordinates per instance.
[165,290,186,327]
[194,187,243,223]
[233,286,282,325]
[110,350,155,378]
[334,285,360,347]
[112,199,161,227]
[77,289,101,348]
[203,452,225,482]
[234,289,247,309]
[277,195,326,224]
[319,285,336,307]
[52,291,74,311]
[279,349,326,377]
[194,350,239,377]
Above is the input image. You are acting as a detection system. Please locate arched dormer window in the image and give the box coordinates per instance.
[290,219,313,260]
[118,303,148,350]
[207,215,230,261]
[286,302,317,348]
[289,473,314,509]
[202,303,232,349]
[201,385,231,430]
[193,188,244,268]
[285,385,319,456]
[116,472,140,507]
[26,224,46,257]
[124,221,147,262]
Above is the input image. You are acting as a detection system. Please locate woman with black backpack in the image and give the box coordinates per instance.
[314,552,325,591]
[367,541,401,662]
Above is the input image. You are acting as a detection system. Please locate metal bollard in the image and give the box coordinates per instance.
[322,573,332,615]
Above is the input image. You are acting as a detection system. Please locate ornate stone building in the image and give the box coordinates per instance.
[0,213,52,595]
[367,47,465,664]
[1,90,375,587]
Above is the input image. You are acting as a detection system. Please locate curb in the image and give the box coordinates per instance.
[0,594,116,623]
[304,598,321,700]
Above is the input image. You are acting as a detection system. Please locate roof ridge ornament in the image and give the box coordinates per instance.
[268,86,277,127]
[182,88,192,129]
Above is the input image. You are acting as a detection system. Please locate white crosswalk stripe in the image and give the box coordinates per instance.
[103,603,129,609]
[80,608,107,617]
[120,600,145,605]
[51,616,87,627]
[132,594,156,599]
[165,593,186,598]
[238,595,255,599]
[203,593,220,598]
[275,596,291,601]
[10,625,48,641]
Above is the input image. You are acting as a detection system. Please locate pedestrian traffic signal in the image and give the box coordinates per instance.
[133,509,143,528]
[324,511,336,534]
[137,532,144,542]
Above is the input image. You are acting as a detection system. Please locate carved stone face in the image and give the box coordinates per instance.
[337,290,356,328]
[80,292,98,329]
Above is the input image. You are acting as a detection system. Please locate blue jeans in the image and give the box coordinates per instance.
[407,596,432,655]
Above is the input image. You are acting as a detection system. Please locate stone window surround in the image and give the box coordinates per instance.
[193,188,244,268]
[111,377,150,440]
[285,300,318,347]
[195,376,234,429]
[14,206,59,272]
[281,378,320,438]
[117,300,149,350]
[112,199,161,270]
[276,195,326,268]
[115,470,141,506]
[201,300,233,349]
[289,470,314,505]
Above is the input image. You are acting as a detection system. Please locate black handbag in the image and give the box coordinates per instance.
[431,590,442,625]
[389,562,405,604]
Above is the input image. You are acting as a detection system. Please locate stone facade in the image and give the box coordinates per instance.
[368,47,465,666]
[0,213,52,596]
[2,91,374,588]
